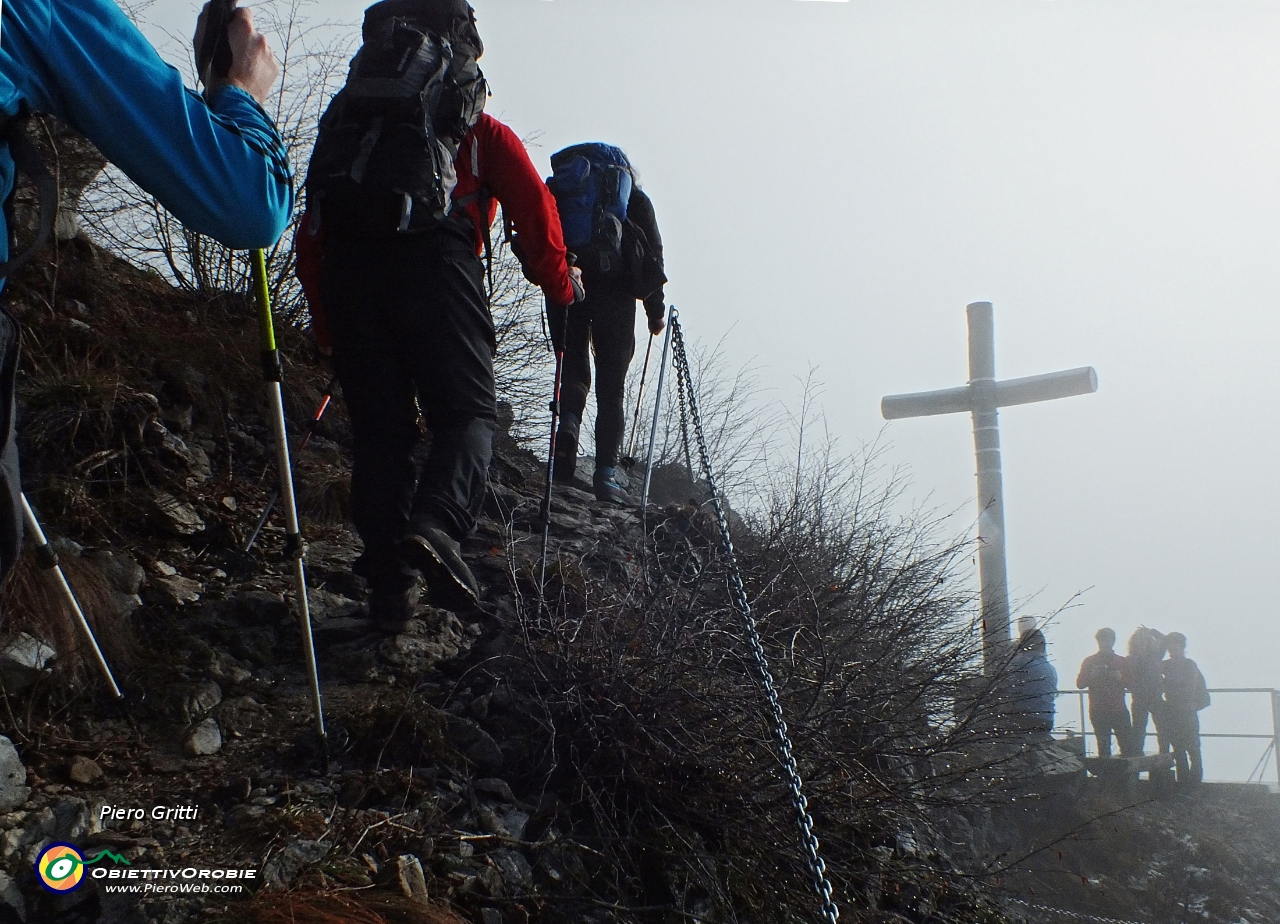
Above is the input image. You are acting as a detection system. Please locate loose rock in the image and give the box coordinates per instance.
[262,838,329,888]
[175,681,223,724]
[0,633,55,693]
[394,854,430,905]
[491,848,535,892]
[145,573,203,606]
[474,778,516,802]
[150,490,205,536]
[0,738,29,813]
[0,870,23,921]
[184,718,222,757]
[378,608,474,676]
[68,756,103,784]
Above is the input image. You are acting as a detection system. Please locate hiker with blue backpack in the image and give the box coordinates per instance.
[0,0,291,586]
[546,143,667,506]
[295,0,582,629]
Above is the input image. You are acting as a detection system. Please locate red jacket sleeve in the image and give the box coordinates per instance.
[294,206,332,353]
[477,117,575,307]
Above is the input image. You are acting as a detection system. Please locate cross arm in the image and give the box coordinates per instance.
[881,385,971,420]
[881,366,1098,420]
[995,366,1097,408]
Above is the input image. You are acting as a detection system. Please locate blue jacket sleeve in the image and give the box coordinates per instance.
[0,0,292,250]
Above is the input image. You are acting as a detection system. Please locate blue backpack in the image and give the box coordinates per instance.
[547,143,633,276]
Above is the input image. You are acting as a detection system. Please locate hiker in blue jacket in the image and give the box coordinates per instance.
[547,144,666,506]
[0,0,292,582]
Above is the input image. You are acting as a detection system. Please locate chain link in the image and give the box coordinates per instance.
[674,341,697,486]
[1007,898,1152,924]
[669,312,840,924]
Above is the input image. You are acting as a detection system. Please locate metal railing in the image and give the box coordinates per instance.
[1055,688,1280,784]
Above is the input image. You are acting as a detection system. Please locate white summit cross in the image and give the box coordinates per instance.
[881,301,1098,673]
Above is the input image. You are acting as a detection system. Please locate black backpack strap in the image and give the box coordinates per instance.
[0,111,57,280]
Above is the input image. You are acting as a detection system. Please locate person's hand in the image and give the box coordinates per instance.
[195,5,280,105]
[647,314,665,336]
[314,340,335,374]
[568,265,585,304]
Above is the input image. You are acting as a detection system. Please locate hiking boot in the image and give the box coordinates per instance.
[399,522,480,608]
[593,467,635,506]
[368,583,421,634]
[552,414,579,484]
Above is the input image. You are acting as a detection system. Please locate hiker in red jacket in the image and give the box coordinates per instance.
[295,0,581,628]
[1076,628,1134,758]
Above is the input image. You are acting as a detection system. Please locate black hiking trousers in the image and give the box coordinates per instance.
[560,284,637,470]
[1089,705,1134,758]
[1166,710,1203,783]
[322,224,495,595]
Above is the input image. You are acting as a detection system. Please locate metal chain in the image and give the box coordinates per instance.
[669,315,840,924]
[673,332,697,488]
[1007,898,1152,924]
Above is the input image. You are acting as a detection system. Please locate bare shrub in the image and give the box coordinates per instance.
[502,411,1027,921]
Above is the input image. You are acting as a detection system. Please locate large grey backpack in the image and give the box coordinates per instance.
[306,0,487,234]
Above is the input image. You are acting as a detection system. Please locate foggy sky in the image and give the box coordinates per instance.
[142,0,1280,776]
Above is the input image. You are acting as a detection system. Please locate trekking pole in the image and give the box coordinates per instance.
[196,0,325,753]
[620,333,655,470]
[640,307,676,512]
[537,348,565,614]
[20,495,122,699]
[197,0,238,94]
[250,250,327,751]
[244,377,337,553]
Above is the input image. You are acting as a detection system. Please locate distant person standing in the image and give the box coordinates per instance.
[1161,632,1209,784]
[1011,629,1058,736]
[1076,628,1134,758]
[1127,627,1167,755]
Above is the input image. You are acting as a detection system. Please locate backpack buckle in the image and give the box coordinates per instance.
[397,192,413,232]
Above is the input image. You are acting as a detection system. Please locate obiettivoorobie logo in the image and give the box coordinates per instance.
[35,842,130,893]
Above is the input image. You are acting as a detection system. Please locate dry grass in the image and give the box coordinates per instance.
[347,691,454,771]
[0,548,137,684]
[296,453,352,527]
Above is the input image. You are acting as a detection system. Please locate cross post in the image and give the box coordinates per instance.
[881,302,1097,673]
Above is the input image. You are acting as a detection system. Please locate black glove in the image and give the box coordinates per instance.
[644,292,666,334]
[546,301,568,354]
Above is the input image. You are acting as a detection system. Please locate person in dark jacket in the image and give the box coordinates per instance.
[0,0,291,587]
[1161,632,1208,784]
[1010,628,1058,736]
[552,153,667,505]
[1127,627,1167,755]
[295,0,581,628]
[1076,627,1133,758]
